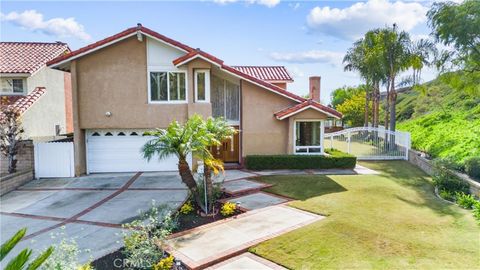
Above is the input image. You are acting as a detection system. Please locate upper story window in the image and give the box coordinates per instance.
[1,78,26,95]
[195,69,210,103]
[149,71,186,103]
[211,74,240,123]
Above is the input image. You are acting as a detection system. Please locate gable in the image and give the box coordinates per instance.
[147,37,185,68]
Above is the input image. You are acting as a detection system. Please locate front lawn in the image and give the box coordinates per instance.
[251,161,480,269]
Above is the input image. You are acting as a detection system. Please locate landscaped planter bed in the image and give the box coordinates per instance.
[92,192,243,269]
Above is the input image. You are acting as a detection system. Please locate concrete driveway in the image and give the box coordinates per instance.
[0,172,188,263]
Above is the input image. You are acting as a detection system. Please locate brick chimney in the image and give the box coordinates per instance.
[309,76,321,102]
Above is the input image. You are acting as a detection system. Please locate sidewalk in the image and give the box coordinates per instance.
[166,205,323,269]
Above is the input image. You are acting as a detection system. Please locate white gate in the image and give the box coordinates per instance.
[324,127,411,160]
[34,142,74,178]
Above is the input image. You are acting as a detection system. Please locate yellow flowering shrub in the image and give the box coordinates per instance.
[153,255,174,270]
[179,201,194,215]
[220,202,236,216]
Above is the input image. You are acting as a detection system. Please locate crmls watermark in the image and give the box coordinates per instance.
[112,258,183,269]
[113,258,149,268]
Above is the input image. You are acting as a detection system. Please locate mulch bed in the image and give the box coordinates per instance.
[92,193,243,269]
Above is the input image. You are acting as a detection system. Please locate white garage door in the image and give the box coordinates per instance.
[86,130,189,173]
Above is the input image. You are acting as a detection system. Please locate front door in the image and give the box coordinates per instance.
[211,126,240,163]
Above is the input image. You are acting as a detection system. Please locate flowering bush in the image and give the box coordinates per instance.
[220,202,236,217]
[41,229,93,270]
[179,201,194,215]
[153,255,174,270]
[122,202,177,269]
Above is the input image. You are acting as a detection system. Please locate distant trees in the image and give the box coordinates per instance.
[337,91,371,127]
[427,0,480,96]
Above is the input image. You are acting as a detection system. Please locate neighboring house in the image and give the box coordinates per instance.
[47,24,342,176]
[0,42,73,141]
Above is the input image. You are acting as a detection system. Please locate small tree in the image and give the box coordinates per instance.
[0,106,24,174]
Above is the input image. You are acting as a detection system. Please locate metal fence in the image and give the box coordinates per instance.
[324,127,411,160]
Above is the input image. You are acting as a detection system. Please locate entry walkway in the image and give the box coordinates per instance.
[166,205,323,269]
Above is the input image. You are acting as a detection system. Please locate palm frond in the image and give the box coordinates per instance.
[26,247,54,270]
[1,228,26,261]
[5,248,31,270]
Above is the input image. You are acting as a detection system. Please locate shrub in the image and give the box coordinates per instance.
[432,168,469,194]
[122,202,177,269]
[455,192,478,209]
[473,202,480,223]
[439,189,455,202]
[153,255,174,270]
[179,201,194,215]
[42,234,93,270]
[220,202,236,217]
[465,157,480,179]
[245,149,356,170]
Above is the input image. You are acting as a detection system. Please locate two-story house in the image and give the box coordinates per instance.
[0,42,73,141]
[47,24,342,176]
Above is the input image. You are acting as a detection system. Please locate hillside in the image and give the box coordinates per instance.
[395,78,480,168]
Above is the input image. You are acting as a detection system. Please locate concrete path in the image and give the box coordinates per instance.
[167,205,323,269]
[0,172,188,263]
[207,253,286,270]
[225,192,289,211]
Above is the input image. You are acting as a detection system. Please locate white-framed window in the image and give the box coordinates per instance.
[194,69,210,102]
[294,120,324,154]
[149,71,187,103]
[1,78,26,94]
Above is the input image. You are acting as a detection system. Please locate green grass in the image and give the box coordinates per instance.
[251,161,480,269]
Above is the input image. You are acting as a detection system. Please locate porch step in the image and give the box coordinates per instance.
[222,179,272,196]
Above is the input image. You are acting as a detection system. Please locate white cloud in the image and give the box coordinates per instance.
[213,0,280,8]
[289,2,300,10]
[1,10,91,41]
[289,66,305,78]
[270,50,344,65]
[306,0,428,40]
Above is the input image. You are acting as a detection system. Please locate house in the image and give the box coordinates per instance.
[0,42,73,141]
[47,24,342,176]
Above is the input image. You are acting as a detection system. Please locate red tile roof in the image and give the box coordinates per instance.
[231,66,293,82]
[0,42,69,74]
[274,99,343,119]
[0,87,46,118]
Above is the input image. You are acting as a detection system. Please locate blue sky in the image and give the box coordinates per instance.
[1,0,440,103]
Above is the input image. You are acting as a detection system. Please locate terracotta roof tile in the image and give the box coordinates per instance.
[231,66,293,82]
[0,87,46,115]
[0,42,69,74]
[275,99,342,119]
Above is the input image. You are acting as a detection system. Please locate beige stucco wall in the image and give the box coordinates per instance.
[21,67,68,141]
[241,80,297,156]
[76,36,190,129]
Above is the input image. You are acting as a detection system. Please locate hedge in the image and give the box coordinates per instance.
[245,149,356,170]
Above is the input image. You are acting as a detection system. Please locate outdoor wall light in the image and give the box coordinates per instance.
[105,111,112,117]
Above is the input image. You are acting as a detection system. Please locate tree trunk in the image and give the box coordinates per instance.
[389,77,397,150]
[364,89,369,127]
[177,159,203,209]
[204,165,214,212]
[373,82,380,128]
[384,81,390,130]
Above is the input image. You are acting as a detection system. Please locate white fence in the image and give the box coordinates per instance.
[324,127,411,160]
[34,142,74,178]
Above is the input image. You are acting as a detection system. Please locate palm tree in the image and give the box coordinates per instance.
[143,115,235,213]
[201,117,236,213]
[378,24,412,133]
[142,115,207,207]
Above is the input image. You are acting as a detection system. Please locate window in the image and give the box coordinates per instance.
[149,71,186,102]
[195,69,210,102]
[295,121,323,154]
[1,78,25,94]
[211,74,240,123]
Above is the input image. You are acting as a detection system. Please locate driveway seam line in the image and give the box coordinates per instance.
[22,172,143,241]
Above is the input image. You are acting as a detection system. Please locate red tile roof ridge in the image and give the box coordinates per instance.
[274,99,342,119]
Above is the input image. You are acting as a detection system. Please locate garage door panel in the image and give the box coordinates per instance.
[87,131,188,173]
